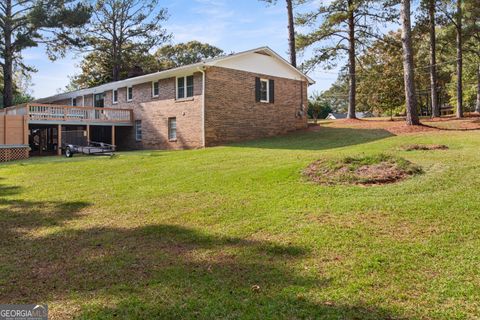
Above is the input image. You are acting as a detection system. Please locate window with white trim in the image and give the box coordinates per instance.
[168,117,177,141]
[260,79,269,103]
[127,86,133,102]
[152,81,159,97]
[113,89,118,104]
[176,75,194,99]
[135,120,142,141]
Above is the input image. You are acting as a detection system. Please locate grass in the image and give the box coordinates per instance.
[1,121,480,319]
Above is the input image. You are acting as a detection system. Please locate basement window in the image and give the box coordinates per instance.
[176,75,194,99]
[168,117,177,141]
[135,120,142,141]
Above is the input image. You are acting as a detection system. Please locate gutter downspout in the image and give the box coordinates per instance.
[197,66,206,148]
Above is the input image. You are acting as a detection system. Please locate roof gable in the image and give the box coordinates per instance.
[207,48,314,84]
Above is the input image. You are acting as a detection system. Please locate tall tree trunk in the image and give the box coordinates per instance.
[456,0,463,118]
[112,47,120,82]
[429,0,439,117]
[286,0,297,67]
[2,0,14,108]
[476,64,480,113]
[400,0,420,125]
[347,0,356,119]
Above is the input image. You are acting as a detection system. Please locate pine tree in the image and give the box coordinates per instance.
[400,0,420,125]
[260,0,297,67]
[296,0,396,119]
[0,0,90,107]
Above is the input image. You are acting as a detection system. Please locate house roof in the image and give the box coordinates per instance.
[37,46,315,104]
[327,113,347,119]
[326,112,373,119]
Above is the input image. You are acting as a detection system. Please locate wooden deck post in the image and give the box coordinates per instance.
[4,115,7,144]
[23,115,28,145]
[86,124,90,143]
[57,124,62,156]
[111,126,115,146]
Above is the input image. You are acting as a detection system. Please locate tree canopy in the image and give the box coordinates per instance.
[0,0,90,107]
[68,41,225,90]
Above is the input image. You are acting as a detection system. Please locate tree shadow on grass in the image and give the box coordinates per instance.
[230,127,395,151]
[0,183,406,319]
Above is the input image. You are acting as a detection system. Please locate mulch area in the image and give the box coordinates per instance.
[313,113,480,135]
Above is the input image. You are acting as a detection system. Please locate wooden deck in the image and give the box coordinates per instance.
[1,103,133,126]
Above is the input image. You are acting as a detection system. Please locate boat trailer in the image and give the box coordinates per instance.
[64,141,116,157]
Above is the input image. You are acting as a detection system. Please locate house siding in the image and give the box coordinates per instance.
[204,66,307,146]
[104,73,204,150]
[120,73,203,150]
[53,73,204,150]
[46,66,308,150]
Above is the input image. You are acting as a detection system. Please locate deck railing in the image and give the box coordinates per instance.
[1,103,133,124]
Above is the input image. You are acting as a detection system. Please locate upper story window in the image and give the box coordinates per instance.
[152,81,159,97]
[260,79,269,103]
[113,89,118,104]
[94,93,104,108]
[127,86,133,102]
[176,75,194,100]
[72,98,77,106]
[255,77,274,104]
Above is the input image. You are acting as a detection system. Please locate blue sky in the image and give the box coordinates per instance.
[24,0,338,99]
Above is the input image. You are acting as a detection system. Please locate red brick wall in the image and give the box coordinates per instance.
[204,66,308,146]
[51,73,204,150]
[49,66,308,150]
[106,73,204,150]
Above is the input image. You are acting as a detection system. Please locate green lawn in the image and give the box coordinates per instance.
[1,123,480,319]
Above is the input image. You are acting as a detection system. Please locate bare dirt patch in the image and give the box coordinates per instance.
[304,154,423,186]
[401,144,449,151]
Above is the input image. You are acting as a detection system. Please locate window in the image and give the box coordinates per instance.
[94,93,104,108]
[112,89,118,104]
[152,81,159,97]
[168,117,177,141]
[127,86,133,102]
[72,98,77,106]
[255,77,274,103]
[260,79,269,103]
[176,75,194,99]
[135,120,142,141]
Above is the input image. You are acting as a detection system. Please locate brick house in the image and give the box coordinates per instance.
[7,47,313,154]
